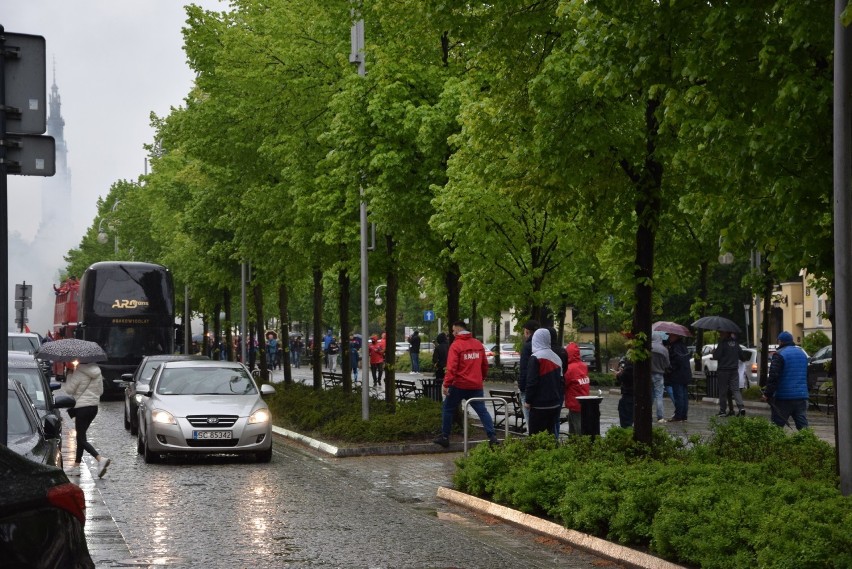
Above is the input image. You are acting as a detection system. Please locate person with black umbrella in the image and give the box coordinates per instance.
[712,331,751,417]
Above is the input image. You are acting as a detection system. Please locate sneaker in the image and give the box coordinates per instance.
[668,417,685,423]
[726,410,735,417]
[738,409,746,417]
[65,464,81,476]
[488,435,500,446]
[716,411,728,417]
[657,418,667,423]
[97,457,111,478]
[433,435,450,448]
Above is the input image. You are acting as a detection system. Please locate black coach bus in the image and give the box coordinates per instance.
[75,262,175,398]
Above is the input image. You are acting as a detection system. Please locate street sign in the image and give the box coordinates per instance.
[2,32,46,134]
[424,310,435,322]
[3,133,55,175]
[14,283,32,300]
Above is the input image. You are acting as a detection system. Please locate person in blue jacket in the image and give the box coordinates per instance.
[762,330,809,430]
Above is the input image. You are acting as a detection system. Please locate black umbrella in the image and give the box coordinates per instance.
[35,338,107,363]
[691,316,742,334]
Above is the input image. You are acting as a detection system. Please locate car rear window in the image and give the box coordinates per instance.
[157,367,257,396]
[8,337,39,354]
[8,370,46,408]
[7,392,34,435]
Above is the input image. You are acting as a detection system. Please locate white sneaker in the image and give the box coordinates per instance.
[97,457,111,478]
[65,464,81,476]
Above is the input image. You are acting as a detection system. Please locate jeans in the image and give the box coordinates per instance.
[410,352,420,373]
[671,384,689,420]
[440,386,496,439]
[651,373,665,420]
[519,391,530,433]
[618,393,634,428]
[770,398,809,430]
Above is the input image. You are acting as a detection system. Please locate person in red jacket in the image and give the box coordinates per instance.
[564,342,591,435]
[368,335,385,386]
[433,321,499,448]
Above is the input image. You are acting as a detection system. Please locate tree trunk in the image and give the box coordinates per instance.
[630,97,663,446]
[338,268,352,392]
[279,283,292,385]
[695,260,709,371]
[759,255,774,387]
[312,267,323,390]
[253,282,267,384]
[224,288,234,362]
[385,235,398,408]
[445,260,461,337]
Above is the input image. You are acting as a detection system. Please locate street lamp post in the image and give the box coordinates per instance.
[743,304,751,347]
[96,200,120,254]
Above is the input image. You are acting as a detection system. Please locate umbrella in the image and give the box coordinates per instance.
[652,321,692,337]
[35,338,107,363]
[691,316,742,334]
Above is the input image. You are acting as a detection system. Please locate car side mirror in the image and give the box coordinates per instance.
[142,390,153,398]
[43,414,62,439]
[121,373,133,381]
[260,384,276,397]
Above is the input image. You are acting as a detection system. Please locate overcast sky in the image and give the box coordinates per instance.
[2,0,224,242]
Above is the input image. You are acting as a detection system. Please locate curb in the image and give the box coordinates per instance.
[437,487,686,569]
[272,425,479,457]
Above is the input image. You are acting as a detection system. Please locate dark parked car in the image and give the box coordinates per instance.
[578,343,598,372]
[6,379,65,467]
[117,354,210,435]
[0,444,94,568]
[807,344,833,389]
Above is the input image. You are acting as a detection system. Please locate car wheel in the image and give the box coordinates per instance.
[123,401,131,431]
[256,447,273,463]
[143,437,162,464]
[136,430,144,455]
[129,411,138,436]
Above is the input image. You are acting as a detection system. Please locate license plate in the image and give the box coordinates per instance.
[192,430,232,440]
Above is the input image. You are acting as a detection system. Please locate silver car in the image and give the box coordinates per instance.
[136,360,276,464]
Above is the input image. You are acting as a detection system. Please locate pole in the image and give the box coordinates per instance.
[834,0,852,495]
[351,8,369,420]
[1,25,10,446]
[241,262,248,364]
[184,285,191,354]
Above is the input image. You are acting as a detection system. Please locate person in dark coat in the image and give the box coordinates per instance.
[666,333,692,422]
[616,357,635,428]
[518,319,540,431]
[524,328,564,437]
[432,333,449,382]
[408,330,422,373]
[712,331,750,417]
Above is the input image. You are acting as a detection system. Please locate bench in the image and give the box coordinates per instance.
[488,389,526,433]
[322,372,344,389]
[809,376,834,414]
[395,379,423,402]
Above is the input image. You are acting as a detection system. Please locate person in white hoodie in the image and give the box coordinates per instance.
[63,362,111,478]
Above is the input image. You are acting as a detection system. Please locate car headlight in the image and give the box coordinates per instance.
[151,409,176,425]
[248,408,271,424]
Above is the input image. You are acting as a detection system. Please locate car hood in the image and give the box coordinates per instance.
[151,394,266,417]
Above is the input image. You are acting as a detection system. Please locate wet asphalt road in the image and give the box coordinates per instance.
[76,400,612,569]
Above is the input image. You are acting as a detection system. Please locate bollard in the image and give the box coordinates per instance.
[576,395,603,437]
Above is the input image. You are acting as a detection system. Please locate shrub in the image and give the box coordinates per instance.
[801,330,831,356]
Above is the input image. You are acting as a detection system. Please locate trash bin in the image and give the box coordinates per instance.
[705,371,719,398]
[576,395,603,437]
[421,378,443,402]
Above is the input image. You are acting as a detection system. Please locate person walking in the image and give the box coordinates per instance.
[712,331,750,417]
[616,357,635,428]
[369,335,385,386]
[322,330,334,370]
[564,342,590,435]
[63,362,111,478]
[432,332,449,382]
[433,321,499,448]
[666,333,692,422]
[651,331,670,422]
[328,337,340,372]
[266,333,279,371]
[524,328,564,438]
[350,334,362,384]
[762,331,810,430]
[408,330,421,374]
[517,319,540,432]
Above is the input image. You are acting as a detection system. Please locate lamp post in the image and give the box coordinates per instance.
[374,284,387,306]
[96,200,120,254]
[743,303,751,347]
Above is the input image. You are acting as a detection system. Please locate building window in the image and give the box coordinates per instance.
[504,321,511,338]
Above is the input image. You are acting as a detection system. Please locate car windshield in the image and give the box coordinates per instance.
[8,336,39,354]
[7,369,47,409]
[156,367,257,396]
